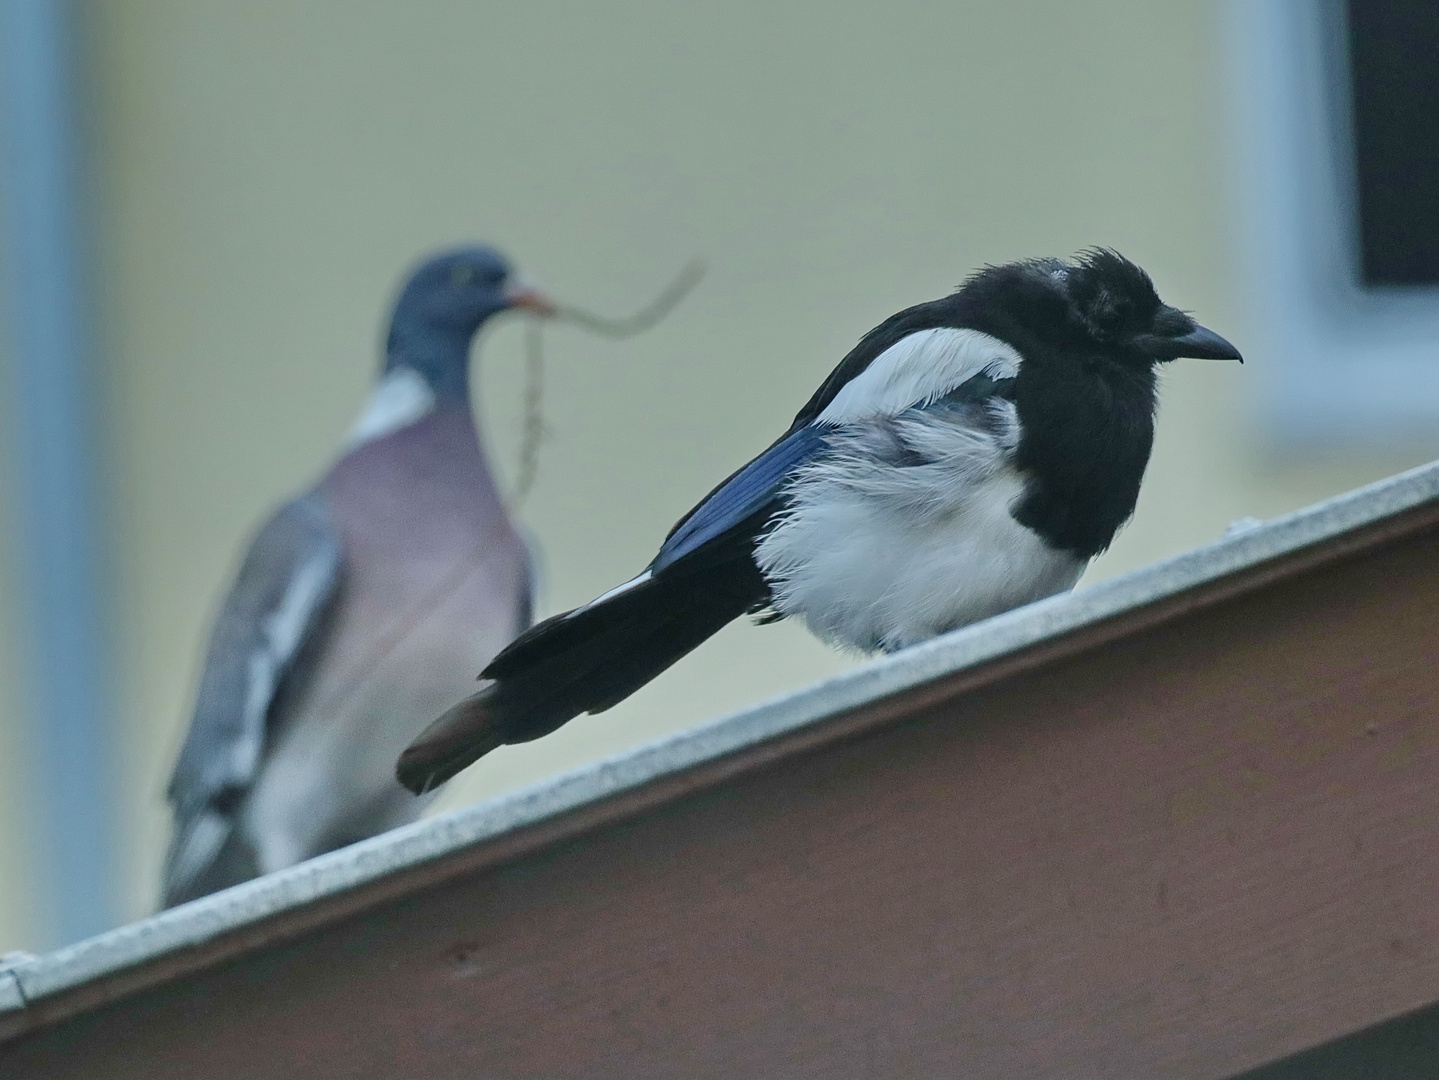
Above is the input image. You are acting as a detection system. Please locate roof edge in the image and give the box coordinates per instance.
[6,456,1439,1015]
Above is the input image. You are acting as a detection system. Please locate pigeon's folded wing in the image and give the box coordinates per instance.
[163,495,341,901]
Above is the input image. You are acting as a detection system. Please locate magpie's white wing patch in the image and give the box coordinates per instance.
[644,329,1021,576]
[817,328,1021,425]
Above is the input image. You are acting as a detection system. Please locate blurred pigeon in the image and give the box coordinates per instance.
[162,246,552,906]
[398,249,1241,793]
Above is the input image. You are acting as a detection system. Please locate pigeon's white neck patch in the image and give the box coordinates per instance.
[346,366,436,448]
[818,327,1023,424]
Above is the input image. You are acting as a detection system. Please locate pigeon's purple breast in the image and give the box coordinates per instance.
[319,404,520,616]
[238,403,529,861]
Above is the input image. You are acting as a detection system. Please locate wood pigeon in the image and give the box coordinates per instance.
[162,246,552,907]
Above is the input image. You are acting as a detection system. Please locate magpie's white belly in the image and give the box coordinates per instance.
[754,411,1084,653]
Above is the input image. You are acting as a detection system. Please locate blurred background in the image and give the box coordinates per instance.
[2,0,1437,951]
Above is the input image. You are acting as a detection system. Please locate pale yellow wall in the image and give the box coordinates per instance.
[0,0,1431,947]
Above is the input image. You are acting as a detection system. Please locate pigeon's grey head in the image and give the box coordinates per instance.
[384,246,553,400]
[952,249,1241,372]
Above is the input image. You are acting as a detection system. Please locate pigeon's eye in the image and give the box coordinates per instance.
[450,265,477,288]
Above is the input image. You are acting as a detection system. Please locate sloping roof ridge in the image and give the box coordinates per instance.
[6,456,1438,1015]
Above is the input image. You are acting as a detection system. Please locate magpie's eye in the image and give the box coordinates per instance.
[1092,307,1122,334]
[1086,291,1127,336]
[450,265,477,288]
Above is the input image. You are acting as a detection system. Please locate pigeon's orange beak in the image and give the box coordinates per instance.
[503,279,557,316]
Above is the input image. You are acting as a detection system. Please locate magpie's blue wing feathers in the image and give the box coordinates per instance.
[653,424,827,572]
[650,294,991,574]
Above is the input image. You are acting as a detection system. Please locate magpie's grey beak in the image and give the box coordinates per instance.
[504,279,557,316]
[1138,323,1243,363]
[1171,324,1242,362]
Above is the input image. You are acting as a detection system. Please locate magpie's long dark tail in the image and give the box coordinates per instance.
[397,565,764,794]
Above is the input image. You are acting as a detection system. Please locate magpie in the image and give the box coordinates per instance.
[396,249,1240,795]
[162,246,553,906]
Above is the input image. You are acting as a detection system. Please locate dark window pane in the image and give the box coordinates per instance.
[1348,0,1439,285]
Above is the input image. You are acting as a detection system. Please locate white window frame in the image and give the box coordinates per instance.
[1226,0,1439,445]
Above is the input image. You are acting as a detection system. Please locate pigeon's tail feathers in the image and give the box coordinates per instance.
[161,807,231,906]
[397,567,763,795]
[160,804,259,908]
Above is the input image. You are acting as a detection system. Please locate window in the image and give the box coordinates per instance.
[1348,0,1439,286]
[1227,0,1439,445]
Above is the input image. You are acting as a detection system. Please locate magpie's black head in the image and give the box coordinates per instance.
[954,248,1241,369]
[1059,248,1240,365]
[384,246,554,399]
[926,249,1240,559]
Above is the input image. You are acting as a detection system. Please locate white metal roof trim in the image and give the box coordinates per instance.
[5,457,1438,1013]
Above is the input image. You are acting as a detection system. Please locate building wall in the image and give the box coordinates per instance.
[0,0,1432,949]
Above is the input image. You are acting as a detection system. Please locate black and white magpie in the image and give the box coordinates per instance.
[396,249,1240,794]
